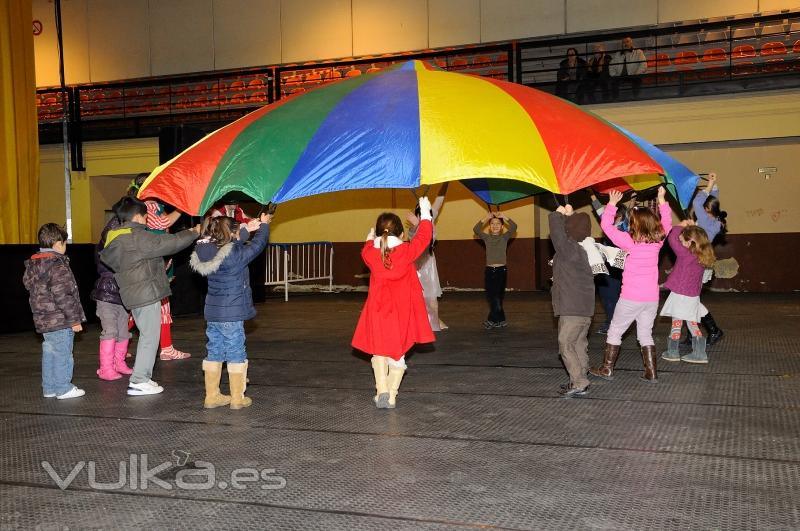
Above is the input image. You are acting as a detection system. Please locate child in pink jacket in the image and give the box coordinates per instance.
[590,187,672,383]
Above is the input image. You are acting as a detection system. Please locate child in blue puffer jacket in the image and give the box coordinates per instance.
[190,212,271,410]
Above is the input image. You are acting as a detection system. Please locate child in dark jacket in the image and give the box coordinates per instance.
[91,209,133,381]
[549,205,595,397]
[190,212,272,409]
[100,197,199,396]
[660,221,716,364]
[23,223,87,400]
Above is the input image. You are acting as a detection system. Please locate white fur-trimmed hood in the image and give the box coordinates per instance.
[190,241,234,276]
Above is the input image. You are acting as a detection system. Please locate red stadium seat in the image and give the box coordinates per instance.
[761,41,788,56]
[473,55,492,68]
[451,57,469,70]
[673,50,698,68]
[228,93,246,105]
[761,42,789,73]
[701,48,727,62]
[249,91,267,103]
[731,44,756,59]
[731,44,757,75]
[345,67,362,78]
[646,53,671,69]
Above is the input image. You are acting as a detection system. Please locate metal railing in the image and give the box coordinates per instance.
[265,242,334,301]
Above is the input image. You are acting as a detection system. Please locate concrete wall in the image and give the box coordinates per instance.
[32,0,799,86]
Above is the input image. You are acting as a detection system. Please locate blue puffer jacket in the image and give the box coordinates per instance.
[190,226,269,322]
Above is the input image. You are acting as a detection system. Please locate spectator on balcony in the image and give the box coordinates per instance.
[584,43,612,103]
[555,48,587,102]
[609,37,647,100]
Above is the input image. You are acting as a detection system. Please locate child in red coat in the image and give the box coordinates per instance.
[352,197,435,409]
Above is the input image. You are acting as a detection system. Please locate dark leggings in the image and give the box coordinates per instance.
[595,269,622,326]
[485,266,507,323]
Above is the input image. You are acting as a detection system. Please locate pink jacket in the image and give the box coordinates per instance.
[601,203,672,302]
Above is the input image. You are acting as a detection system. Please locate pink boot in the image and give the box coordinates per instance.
[97,339,122,381]
[114,339,133,375]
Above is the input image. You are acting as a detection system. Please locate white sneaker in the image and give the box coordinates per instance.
[127,381,164,396]
[56,386,85,400]
[43,392,56,398]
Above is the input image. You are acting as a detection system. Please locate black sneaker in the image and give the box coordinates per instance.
[483,320,495,329]
[707,329,724,346]
[496,321,508,328]
[559,386,589,398]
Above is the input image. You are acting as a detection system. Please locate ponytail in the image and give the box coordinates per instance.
[374,213,403,269]
[703,195,727,235]
[380,229,391,269]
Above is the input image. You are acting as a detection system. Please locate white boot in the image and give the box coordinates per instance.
[371,356,389,408]
[387,364,406,409]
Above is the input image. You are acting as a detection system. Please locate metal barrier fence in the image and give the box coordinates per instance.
[265,242,334,301]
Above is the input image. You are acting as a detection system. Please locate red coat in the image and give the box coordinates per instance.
[352,220,434,360]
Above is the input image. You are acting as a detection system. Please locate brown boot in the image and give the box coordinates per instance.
[589,344,620,380]
[641,345,658,383]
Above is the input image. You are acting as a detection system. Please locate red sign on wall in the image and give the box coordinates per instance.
[33,20,42,36]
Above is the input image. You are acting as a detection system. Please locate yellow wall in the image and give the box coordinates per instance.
[32,0,800,85]
[39,138,159,243]
[535,90,800,239]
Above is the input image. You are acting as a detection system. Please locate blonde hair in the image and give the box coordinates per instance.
[681,225,716,268]
[628,206,666,243]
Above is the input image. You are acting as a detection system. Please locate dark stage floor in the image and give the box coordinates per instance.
[1,292,799,530]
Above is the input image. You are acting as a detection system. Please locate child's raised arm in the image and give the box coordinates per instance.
[473,213,492,239]
[406,197,434,261]
[600,191,634,250]
[693,173,718,225]
[548,207,570,253]
[657,186,673,235]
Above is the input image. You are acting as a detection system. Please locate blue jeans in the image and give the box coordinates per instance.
[206,321,247,363]
[42,328,75,396]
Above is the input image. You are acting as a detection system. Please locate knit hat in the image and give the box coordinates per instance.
[565,212,591,241]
